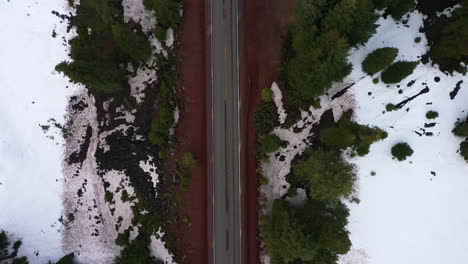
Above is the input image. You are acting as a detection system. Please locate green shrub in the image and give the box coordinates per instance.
[386,103,395,111]
[373,77,379,84]
[260,134,284,154]
[425,110,438,119]
[381,61,418,84]
[391,142,414,161]
[459,140,468,161]
[261,87,274,102]
[148,82,175,146]
[356,143,370,156]
[320,127,356,149]
[111,24,152,62]
[453,120,468,138]
[180,152,198,170]
[254,102,280,135]
[291,148,356,201]
[362,47,399,75]
[414,37,421,43]
[148,104,175,145]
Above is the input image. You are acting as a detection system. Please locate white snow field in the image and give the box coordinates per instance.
[340,11,468,264]
[0,0,76,262]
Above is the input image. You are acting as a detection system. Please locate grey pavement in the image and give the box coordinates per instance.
[210,0,242,263]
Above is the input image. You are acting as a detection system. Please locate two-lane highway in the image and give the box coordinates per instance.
[210,0,242,263]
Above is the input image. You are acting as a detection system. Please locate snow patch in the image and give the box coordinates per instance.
[149,229,176,264]
[271,82,287,124]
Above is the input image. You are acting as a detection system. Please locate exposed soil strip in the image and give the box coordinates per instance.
[240,0,296,263]
[170,0,209,262]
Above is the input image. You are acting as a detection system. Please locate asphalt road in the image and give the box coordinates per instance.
[210,0,242,263]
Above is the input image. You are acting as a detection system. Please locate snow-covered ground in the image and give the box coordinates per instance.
[340,12,468,264]
[0,1,176,263]
[260,10,468,264]
[0,0,76,262]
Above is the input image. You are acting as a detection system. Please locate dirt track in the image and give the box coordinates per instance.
[172,0,209,263]
[240,0,296,263]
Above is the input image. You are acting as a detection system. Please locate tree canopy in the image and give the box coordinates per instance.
[264,199,351,264]
[291,148,356,201]
[281,0,379,105]
[362,47,399,75]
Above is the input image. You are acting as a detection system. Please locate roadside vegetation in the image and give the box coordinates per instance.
[56,0,186,263]
[279,0,379,108]
[253,0,405,262]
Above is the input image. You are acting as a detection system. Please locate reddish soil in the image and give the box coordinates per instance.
[240,0,296,263]
[172,0,209,263]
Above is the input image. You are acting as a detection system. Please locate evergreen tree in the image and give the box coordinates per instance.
[265,199,352,264]
[430,1,468,66]
[362,47,399,75]
[291,148,356,201]
[374,0,416,20]
[264,200,317,264]
[381,61,418,83]
[322,0,378,46]
[112,24,152,62]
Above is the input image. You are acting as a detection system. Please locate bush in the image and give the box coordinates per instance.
[148,104,175,145]
[180,152,197,170]
[362,47,399,75]
[453,120,468,138]
[291,148,356,201]
[254,102,280,135]
[260,134,283,155]
[148,82,175,146]
[391,142,413,161]
[414,37,421,43]
[459,140,468,161]
[261,87,274,102]
[425,110,438,119]
[320,127,356,149]
[386,103,395,111]
[372,77,379,84]
[381,61,418,83]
